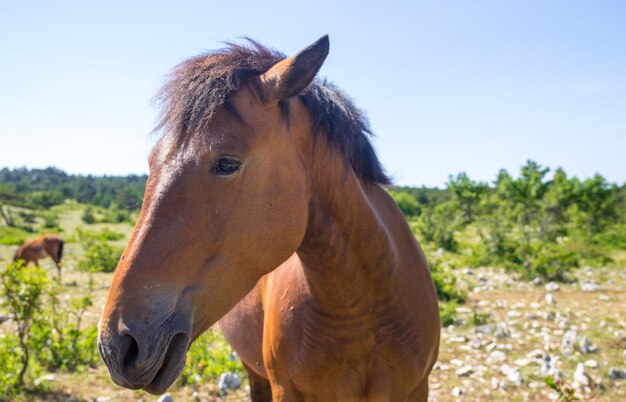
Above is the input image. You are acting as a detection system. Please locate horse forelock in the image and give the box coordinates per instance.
[152,39,390,186]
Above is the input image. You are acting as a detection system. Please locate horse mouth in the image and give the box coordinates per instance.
[143,332,189,395]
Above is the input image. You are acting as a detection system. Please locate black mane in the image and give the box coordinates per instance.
[154,39,390,185]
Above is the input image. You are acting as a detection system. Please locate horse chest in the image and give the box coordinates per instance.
[267,304,422,401]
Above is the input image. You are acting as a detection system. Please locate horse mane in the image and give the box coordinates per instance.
[153,39,390,186]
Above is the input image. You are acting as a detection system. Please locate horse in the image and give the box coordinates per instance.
[97,35,440,401]
[14,234,64,280]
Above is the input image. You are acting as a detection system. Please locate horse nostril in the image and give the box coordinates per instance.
[120,333,140,370]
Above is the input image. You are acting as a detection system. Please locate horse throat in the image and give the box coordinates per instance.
[296,165,396,318]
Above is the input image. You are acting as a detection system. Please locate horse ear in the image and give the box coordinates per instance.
[261,35,329,102]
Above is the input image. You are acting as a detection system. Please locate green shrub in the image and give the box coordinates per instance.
[78,241,123,272]
[388,190,420,217]
[40,211,60,229]
[417,204,458,251]
[178,329,244,386]
[81,207,96,224]
[27,191,64,209]
[430,259,466,303]
[529,243,580,281]
[0,262,49,388]
[0,334,26,398]
[31,278,99,370]
[101,204,131,224]
[504,241,580,282]
[439,301,458,327]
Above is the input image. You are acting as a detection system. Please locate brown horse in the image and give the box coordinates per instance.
[98,36,440,401]
[14,234,64,280]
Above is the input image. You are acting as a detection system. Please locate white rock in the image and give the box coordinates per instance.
[540,355,555,378]
[475,324,493,334]
[486,342,497,352]
[545,282,560,291]
[449,336,468,343]
[507,311,522,318]
[527,349,544,359]
[574,363,590,386]
[609,368,626,380]
[450,359,464,367]
[579,336,596,355]
[488,350,506,363]
[218,372,241,395]
[545,293,556,305]
[580,282,599,292]
[490,376,499,389]
[584,359,599,369]
[495,323,511,338]
[499,364,513,375]
[507,368,523,386]
[157,394,173,402]
[561,329,577,355]
[456,365,474,377]
[452,386,464,397]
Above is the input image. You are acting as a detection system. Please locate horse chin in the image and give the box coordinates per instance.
[143,333,189,395]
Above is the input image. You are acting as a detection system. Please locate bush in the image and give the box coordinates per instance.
[0,334,26,398]
[430,258,466,303]
[528,243,580,281]
[40,211,60,229]
[81,207,96,224]
[0,262,49,389]
[439,301,458,327]
[31,278,99,371]
[78,241,123,272]
[101,204,131,224]
[417,204,458,251]
[504,241,580,282]
[389,190,420,217]
[178,329,244,386]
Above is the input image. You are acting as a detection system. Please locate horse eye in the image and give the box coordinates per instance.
[211,156,241,176]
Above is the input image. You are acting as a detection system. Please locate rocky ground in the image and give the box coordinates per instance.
[430,266,626,401]
[1,239,625,400]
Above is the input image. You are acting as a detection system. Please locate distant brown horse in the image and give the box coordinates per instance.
[98,36,440,401]
[14,234,64,280]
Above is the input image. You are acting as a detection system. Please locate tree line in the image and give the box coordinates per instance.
[0,167,146,211]
[390,160,626,281]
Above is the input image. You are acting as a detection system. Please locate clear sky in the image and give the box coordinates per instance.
[1,0,625,187]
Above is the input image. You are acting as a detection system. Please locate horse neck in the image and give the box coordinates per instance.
[296,143,396,315]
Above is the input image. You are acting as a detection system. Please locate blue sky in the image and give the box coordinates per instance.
[1,1,625,187]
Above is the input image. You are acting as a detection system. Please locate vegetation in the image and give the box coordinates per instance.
[0,167,146,211]
[391,160,624,283]
[0,163,623,399]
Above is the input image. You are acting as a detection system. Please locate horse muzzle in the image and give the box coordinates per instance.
[98,318,191,395]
